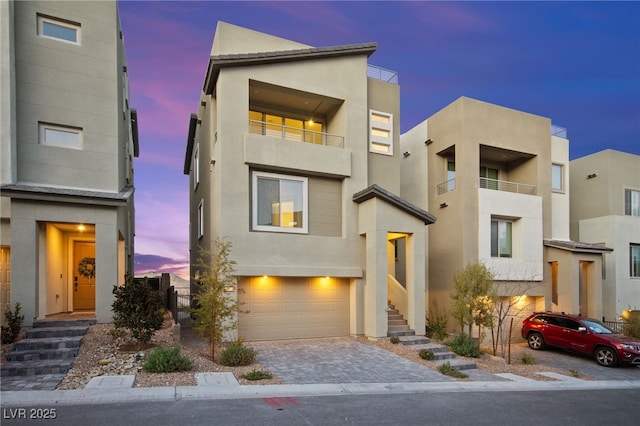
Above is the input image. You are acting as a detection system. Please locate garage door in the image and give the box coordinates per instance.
[238,276,350,341]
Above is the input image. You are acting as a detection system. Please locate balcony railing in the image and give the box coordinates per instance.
[551,124,567,138]
[479,177,537,195]
[437,178,456,195]
[249,119,344,148]
[367,64,399,84]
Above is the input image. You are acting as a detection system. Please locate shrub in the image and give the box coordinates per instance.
[1,303,24,344]
[521,353,536,365]
[219,341,256,366]
[389,336,400,344]
[437,362,468,379]
[449,333,481,358]
[569,369,580,378]
[623,315,640,339]
[425,300,449,341]
[143,346,193,373]
[419,349,435,360]
[112,275,164,344]
[241,369,273,381]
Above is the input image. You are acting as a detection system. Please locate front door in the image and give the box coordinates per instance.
[73,242,95,310]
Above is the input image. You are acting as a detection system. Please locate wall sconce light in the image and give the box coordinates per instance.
[200,101,206,107]
[425,139,433,145]
[403,151,411,157]
[587,173,598,179]
[439,202,448,208]
[223,285,236,293]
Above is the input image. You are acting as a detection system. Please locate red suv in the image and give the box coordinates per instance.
[521,312,640,367]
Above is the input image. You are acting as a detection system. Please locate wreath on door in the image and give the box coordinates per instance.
[78,257,96,280]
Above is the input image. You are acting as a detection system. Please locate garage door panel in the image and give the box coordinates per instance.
[239,277,350,341]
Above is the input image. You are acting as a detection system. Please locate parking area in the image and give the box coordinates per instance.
[510,342,640,381]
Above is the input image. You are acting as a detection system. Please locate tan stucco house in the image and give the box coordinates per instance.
[184,22,435,341]
[0,1,138,325]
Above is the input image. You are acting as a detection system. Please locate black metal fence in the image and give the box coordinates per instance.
[167,286,191,326]
[603,319,625,334]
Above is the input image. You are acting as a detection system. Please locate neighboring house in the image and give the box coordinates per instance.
[401,97,611,337]
[0,1,138,326]
[184,22,435,341]
[569,150,640,321]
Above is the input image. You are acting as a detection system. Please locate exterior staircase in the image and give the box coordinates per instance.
[387,303,476,370]
[1,319,95,381]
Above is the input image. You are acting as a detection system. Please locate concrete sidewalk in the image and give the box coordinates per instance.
[2,378,639,407]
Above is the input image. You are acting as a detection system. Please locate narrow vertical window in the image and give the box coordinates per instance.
[550,261,558,305]
[491,219,512,258]
[369,110,393,155]
[197,199,204,239]
[193,144,200,190]
[551,164,564,192]
[447,160,456,192]
[625,189,639,216]
[631,244,640,278]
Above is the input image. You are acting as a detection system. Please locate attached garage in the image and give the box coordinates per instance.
[238,276,350,341]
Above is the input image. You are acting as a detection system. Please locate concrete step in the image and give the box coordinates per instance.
[398,335,431,346]
[387,313,403,320]
[7,348,79,362]
[388,319,408,326]
[12,336,84,352]
[411,343,448,353]
[433,358,477,371]
[387,329,415,337]
[0,359,73,377]
[33,319,96,328]
[432,351,456,361]
[26,326,88,339]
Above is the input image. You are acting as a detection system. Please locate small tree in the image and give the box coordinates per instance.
[1,302,25,344]
[112,275,165,345]
[451,262,495,337]
[191,239,245,360]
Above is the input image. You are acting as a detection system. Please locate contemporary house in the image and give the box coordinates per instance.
[569,150,640,320]
[0,1,138,326]
[401,97,611,337]
[184,22,435,341]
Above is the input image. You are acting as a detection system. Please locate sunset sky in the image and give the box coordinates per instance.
[117,1,640,279]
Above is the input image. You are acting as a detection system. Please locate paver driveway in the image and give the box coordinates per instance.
[250,337,453,384]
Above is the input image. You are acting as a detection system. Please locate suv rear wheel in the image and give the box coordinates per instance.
[527,332,545,350]
[594,347,617,367]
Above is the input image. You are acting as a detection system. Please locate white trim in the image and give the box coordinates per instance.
[252,171,308,234]
[197,199,204,239]
[369,109,393,156]
[38,122,82,150]
[37,14,80,44]
[193,144,200,190]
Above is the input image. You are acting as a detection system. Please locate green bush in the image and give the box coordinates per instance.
[389,336,400,344]
[143,346,193,373]
[1,303,24,344]
[425,300,449,341]
[112,275,164,344]
[623,315,640,338]
[521,353,536,365]
[449,333,481,358]
[219,341,256,366]
[437,362,468,379]
[419,349,435,360]
[241,369,273,381]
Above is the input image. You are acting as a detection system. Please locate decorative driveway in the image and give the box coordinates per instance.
[250,337,453,384]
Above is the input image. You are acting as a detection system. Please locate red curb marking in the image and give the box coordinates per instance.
[264,397,299,407]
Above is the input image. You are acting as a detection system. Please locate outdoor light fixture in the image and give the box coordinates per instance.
[587,173,598,179]
[403,151,411,157]
[77,224,85,232]
[223,285,236,293]
[440,202,448,208]
[425,139,433,145]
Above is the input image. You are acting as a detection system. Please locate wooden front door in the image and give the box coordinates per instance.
[73,242,95,310]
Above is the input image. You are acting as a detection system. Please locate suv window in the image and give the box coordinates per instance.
[559,318,581,330]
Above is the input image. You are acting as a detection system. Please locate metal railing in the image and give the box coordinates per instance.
[551,124,567,138]
[436,178,456,195]
[167,286,191,326]
[249,119,344,148]
[603,319,625,334]
[367,64,399,84]
[479,177,537,195]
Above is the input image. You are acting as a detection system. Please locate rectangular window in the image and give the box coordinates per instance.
[491,219,512,258]
[480,166,499,190]
[38,15,80,44]
[252,171,308,234]
[631,244,640,278]
[197,200,204,239]
[552,163,564,192]
[369,110,393,155]
[550,261,558,305]
[625,189,639,216]
[39,123,82,149]
[193,144,200,190]
[447,160,456,191]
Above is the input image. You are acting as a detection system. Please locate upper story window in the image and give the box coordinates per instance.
[491,218,512,258]
[625,189,639,216]
[631,244,640,278]
[38,14,80,44]
[193,144,200,190]
[252,171,308,234]
[197,199,204,239]
[552,164,564,192]
[39,123,82,150]
[369,110,393,155]
[480,166,499,190]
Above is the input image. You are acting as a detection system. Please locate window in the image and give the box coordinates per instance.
[369,110,393,155]
[193,144,200,190]
[550,261,558,305]
[252,171,308,234]
[625,189,639,216]
[631,244,640,278]
[491,219,512,258]
[552,164,564,192]
[480,166,499,190]
[197,200,204,239]
[39,123,82,149]
[447,160,456,191]
[38,15,80,44]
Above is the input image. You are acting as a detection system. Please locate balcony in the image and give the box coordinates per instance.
[479,177,536,195]
[249,119,344,148]
[367,64,398,84]
[551,124,567,138]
